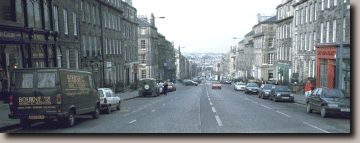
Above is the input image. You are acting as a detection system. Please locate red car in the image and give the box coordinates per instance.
[212,81,222,89]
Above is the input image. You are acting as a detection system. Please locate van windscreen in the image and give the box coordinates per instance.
[37,72,56,88]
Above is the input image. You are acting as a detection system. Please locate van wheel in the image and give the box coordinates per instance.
[65,110,75,127]
[92,106,100,119]
[105,105,111,114]
[116,102,121,111]
[20,119,31,129]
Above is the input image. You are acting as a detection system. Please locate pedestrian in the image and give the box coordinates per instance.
[163,81,168,96]
[304,80,313,98]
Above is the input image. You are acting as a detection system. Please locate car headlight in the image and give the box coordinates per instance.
[265,91,269,94]
[290,94,294,97]
[327,103,339,108]
[277,93,281,96]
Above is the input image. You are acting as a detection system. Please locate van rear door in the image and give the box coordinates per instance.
[11,71,57,119]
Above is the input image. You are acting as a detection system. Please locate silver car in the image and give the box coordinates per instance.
[98,88,121,114]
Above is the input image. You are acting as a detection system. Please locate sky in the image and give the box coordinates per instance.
[133,0,282,53]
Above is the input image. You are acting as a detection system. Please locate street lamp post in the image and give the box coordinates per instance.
[335,1,346,89]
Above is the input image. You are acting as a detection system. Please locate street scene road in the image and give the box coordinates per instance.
[5,82,349,133]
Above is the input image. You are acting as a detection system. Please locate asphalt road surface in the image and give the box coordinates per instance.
[10,81,350,133]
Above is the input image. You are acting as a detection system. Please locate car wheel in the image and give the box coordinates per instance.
[92,106,100,119]
[20,119,32,129]
[320,106,327,118]
[65,110,75,127]
[105,105,111,114]
[116,102,121,111]
[306,103,312,113]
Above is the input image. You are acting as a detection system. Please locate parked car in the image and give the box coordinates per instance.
[8,68,100,128]
[167,82,176,92]
[245,83,259,94]
[98,88,121,114]
[269,85,294,102]
[138,78,160,97]
[224,80,232,84]
[212,81,222,89]
[306,88,350,118]
[183,79,198,86]
[258,84,274,99]
[234,82,246,91]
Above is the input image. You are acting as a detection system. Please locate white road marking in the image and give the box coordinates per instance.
[261,105,272,110]
[211,107,217,113]
[151,109,156,112]
[252,101,259,104]
[163,104,166,106]
[276,111,292,118]
[303,122,331,133]
[215,115,223,127]
[209,102,213,106]
[128,120,137,124]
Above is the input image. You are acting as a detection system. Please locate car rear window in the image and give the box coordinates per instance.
[98,90,104,97]
[322,89,345,98]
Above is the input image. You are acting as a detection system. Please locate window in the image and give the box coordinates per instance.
[63,9,68,35]
[92,6,96,25]
[43,1,50,30]
[74,50,79,69]
[305,33,308,50]
[333,20,337,42]
[37,72,56,88]
[34,1,42,29]
[305,6,308,23]
[66,49,70,69]
[82,36,86,57]
[322,0,325,10]
[94,37,98,56]
[19,73,34,89]
[313,31,317,51]
[88,36,92,56]
[141,40,146,49]
[320,23,324,43]
[334,0,337,6]
[327,0,331,8]
[141,70,146,78]
[86,3,90,23]
[326,21,330,43]
[80,0,84,21]
[314,2,317,21]
[141,28,146,35]
[343,18,346,42]
[309,33,312,51]
[309,4,313,23]
[301,8,304,24]
[53,6,59,32]
[73,12,77,36]
[104,38,108,55]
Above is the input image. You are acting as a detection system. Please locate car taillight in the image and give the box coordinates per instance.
[104,98,107,104]
[56,94,62,104]
[9,95,13,106]
[57,105,62,113]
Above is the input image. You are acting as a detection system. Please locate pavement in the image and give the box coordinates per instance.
[0,90,139,132]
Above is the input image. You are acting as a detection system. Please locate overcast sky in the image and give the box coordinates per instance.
[133,0,282,53]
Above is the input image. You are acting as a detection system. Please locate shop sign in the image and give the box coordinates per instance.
[0,30,22,39]
[32,34,45,41]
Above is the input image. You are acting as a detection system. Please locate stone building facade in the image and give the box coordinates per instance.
[292,0,318,83]
[137,14,158,79]
[315,0,350,94]
[252,16,277,81]
[275,0,294,83]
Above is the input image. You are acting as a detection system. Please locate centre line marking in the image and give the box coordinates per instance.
[128,120,137,124]
[215,115,223,127]
[261,105,272,109]
[303,122,330,133]
[211,107,217,113]
[276,111,292,118]
[209,102,213,106]
[151,109,156,112]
